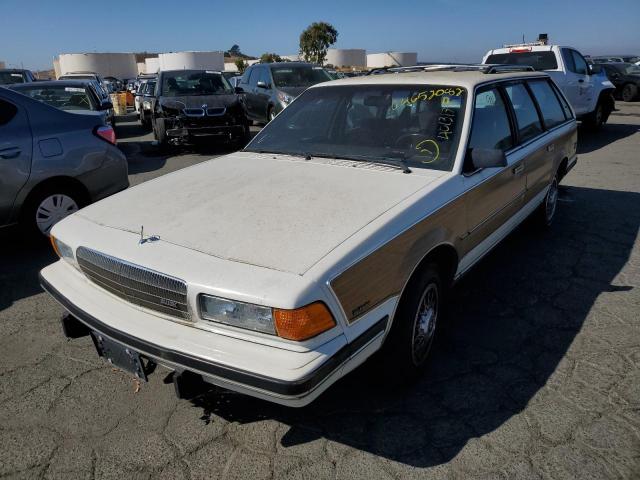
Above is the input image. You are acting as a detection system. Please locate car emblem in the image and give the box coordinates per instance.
[201,104,207,109]
[139,226,160,245]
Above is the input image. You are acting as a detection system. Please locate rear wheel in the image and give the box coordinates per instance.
[534,174,559,228]
[622,83,638,102]
[22,186,84,237]
[380,263,442,382]
[583,100,605,130]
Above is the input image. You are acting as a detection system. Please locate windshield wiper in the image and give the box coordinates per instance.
[303,152,411,174]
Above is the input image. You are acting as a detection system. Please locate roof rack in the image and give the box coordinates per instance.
[374,64,535,75]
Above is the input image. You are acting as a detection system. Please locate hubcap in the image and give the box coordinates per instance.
[411,283,438,366]
[546,179,558,222]
[35,194,79,236]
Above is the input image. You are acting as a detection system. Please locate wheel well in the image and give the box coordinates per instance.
[558,157,568,181]
[404,244,459,295]
[21,176,91,215]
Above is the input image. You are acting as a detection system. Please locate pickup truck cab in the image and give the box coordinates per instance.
[482,42,615,129]
[41,66,577,407]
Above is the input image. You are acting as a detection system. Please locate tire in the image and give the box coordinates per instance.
[21,185,85,237]
[583,99,606,130]
[534,174,559,228]
[234,124,251,149]
[379,263,442,383]
[621,83,638,102]
[154,118,169,150]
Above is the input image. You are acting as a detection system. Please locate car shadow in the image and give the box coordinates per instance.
[577,121,639,154]
[0,227,56,312]
[187,185,639,467]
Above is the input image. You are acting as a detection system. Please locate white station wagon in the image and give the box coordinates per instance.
[41,65,578,407]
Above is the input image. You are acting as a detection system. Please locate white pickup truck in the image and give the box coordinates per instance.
[483,42,616,129]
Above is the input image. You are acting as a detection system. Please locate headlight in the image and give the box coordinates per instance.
[143,101,151,110]
[199,295,336,340]
[199,295,275,335]
[277,91,294,105]
[50,235,76,265]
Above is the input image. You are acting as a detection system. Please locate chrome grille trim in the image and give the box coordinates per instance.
[183,108,205,117]
[76,247,190,319]
[206,107,226,116]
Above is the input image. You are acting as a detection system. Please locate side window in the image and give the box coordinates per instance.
[528,80,567,128]
[0,99,18,126]
[468,88,513,152]
[562,48,576,73]
[241,68,254,86]
[571,50,588,75]
[504,83,543,143]
[549,81,573,119]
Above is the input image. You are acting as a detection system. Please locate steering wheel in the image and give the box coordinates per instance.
[394,134,441,164]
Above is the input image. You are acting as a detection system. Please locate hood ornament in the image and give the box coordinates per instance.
[139,226,160,245]
[201,103,208,109]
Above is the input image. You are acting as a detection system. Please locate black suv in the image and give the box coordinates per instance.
[237,62,332,123]
[601,63,640,102]
[150,70,250,148]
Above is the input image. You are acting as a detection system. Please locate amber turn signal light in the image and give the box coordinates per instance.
[50,235,61,257]
[273,302,336,341]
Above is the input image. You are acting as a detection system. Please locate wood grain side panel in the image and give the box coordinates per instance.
[331,196,466,323]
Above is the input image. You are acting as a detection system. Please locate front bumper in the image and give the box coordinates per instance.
[166,122,245,143]
[39,263,388,407]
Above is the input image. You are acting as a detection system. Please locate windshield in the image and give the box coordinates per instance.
[486,51,558,70]
[145,81,156,94]
[0,72,26,84]
[60,75,95,81]
[15,86,96,111]
[246,84,467,172]
[161,71,233,96]
[270,65,332,88]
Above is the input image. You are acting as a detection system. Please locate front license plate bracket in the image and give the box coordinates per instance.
[91,332,150,381]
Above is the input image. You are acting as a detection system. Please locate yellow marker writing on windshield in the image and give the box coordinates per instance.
[415,139,440,163]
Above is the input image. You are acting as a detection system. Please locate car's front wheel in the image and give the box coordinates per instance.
[380,263,442,382]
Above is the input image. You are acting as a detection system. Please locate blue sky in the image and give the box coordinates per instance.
[1,0,639,70]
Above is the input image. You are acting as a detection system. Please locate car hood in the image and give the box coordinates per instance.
[76,152,444,275]
[159,94,238,109]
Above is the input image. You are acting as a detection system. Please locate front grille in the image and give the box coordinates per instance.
[76,247,190,319]
[206,107,226,116]
[183,108,205,117]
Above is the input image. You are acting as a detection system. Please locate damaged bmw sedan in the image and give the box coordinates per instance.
[40,67,577,406]
[151,69,250,149]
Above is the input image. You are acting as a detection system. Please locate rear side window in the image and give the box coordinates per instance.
[550,81,573,119]
[485,51,558,71]
[528,80,567,128]
[504,83,543,143]
[0,99,18,126]
[561,49,576,72]
[571,51,588,75]
[468,88,513,151]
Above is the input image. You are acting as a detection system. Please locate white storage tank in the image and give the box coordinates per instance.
[58,53,138,79]
[326,49,366,68]
[145,57,159,74]
[158,51,224,71]
[367,52,418,69]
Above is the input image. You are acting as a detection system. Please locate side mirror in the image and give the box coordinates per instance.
[234,86,244,94]
[99,101,113,111]
[467,148,507,170]
[589,64,602,75]
[256,81,269,89]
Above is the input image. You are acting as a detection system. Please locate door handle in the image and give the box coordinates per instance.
[0,147,20,159]
[512,164,524,175]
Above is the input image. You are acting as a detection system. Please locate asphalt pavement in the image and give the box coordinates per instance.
[0,105,638,479]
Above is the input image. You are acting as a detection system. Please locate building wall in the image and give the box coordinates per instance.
[326,49,367,68]
[0,61,5,69]
[366,52,418,68]
[158,51,224,71]
[144,57,160,74]
[58,53,138,79]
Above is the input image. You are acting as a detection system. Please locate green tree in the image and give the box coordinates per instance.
[234,58,248,73]
[229,44,241,56]
[260,52,283,63]
[299,22,338,65]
